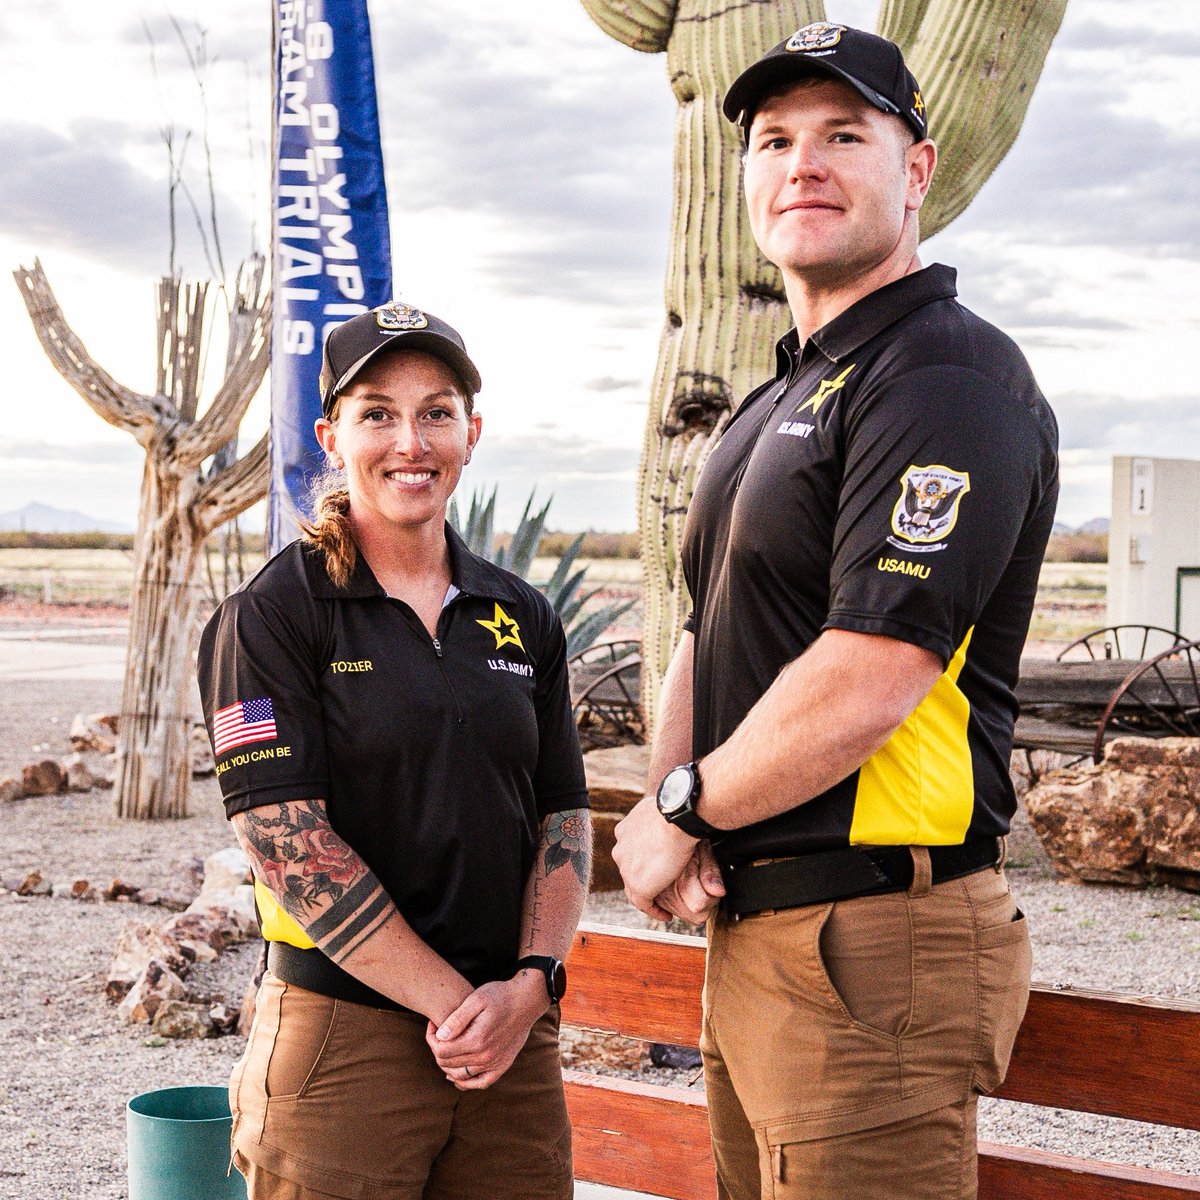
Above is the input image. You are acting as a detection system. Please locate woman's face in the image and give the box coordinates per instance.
[315,349,481,537]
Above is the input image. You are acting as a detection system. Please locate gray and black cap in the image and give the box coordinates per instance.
[723,22,927,142]
[319,302,482,417]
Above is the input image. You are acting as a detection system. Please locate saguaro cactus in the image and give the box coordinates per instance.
[16,258,270,819]
[580,0,1067,729]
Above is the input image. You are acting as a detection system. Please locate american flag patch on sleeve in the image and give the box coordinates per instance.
[212,697,277,756]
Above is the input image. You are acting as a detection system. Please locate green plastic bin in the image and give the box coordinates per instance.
[126,1085,246,1200]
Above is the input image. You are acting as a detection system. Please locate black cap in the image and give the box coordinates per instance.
[319,302,482,416]
[723,22,927,142]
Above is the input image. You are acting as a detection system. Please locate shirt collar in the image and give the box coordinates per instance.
[305,523,522,604]
[772,263,959,374]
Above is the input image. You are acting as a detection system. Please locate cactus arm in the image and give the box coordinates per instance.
[903,0,1069,239]
[579,0,679,52]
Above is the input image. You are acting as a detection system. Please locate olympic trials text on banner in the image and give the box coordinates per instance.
[269,0,392,552]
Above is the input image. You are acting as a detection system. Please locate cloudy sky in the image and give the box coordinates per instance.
[1,0,1197,532]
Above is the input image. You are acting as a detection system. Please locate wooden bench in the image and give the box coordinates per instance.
[562,924,1200,1199]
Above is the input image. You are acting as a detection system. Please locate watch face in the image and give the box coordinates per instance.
[658,765,695,815]
[550,959,567,1001]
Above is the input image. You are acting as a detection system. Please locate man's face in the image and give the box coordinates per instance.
[743,77,928,285]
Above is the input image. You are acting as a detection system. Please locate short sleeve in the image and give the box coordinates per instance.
[197,592,331,816]
[825,365,1051,665]
[529,609,589,817]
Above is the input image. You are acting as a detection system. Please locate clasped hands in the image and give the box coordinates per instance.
[612,796,725,924]
[425,972,548,1091]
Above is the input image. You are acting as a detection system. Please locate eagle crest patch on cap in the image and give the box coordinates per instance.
[374,302,428,332]
[890,464,971,546]
[786,23,846,53]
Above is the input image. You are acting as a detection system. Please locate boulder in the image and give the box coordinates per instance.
[202,846,252,893]
[21,759,64,796]
[160,911,227,960]
[152,1000,216,1039]
[69,712,119,754]
[106,921,190,1000]
[186,884,259,941]
[141,856,205,911]
[16,871,52,897]
[117,960,189,1024]
[1025,737,1200,891]
[61,753,95,793]
[210,1002,241,1036]
[104,879,141,902]
[0,776,23,803]
[585,744,650,893]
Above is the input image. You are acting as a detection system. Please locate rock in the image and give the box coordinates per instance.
[584,744,651,893]
[210,1002,241,1036]
[117,960,189,1024]
[202,846,252,893]
[161,912,227,959]
[0,776,23,803]
[151,1000,216,1039]
[91,755,116,789]
[106,921,190,1000]
[69,712,119,754]
[104,879,141,902]
[190,724,215,777]
[21,760,65,797]
[1026,737,1200,891]
[584,744,651,813]
[560,1026,646,1072]
[186,885,259,941]
[17,871,52,897]
[51,880,98,901]
[60,753,94,793]
[143,856,205,911]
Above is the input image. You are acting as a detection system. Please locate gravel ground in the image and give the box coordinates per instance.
[1,675,1197,1199]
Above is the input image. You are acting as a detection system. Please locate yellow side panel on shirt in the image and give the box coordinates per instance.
[255,878,316,949]
[849,628,975,846]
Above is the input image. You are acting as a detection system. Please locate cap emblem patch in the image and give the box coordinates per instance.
[374,302,428,332]
[890,464,971,546]
[785,23,846,53]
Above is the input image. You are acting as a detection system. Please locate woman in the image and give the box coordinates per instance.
[198,302,592,1200]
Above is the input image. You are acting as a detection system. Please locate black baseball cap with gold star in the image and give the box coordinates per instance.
[723,22,927,142]
[319,302,482,417]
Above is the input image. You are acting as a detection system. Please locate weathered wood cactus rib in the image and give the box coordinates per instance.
[580,0,1066,731]
[14,258,269,820]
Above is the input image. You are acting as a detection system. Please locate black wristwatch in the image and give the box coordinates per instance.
[656,761,724,840]
[514,955,567,1003]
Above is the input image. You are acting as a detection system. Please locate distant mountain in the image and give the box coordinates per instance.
[1051,521,1074,535]
[0,501,132,534]
[1076,517,1110,535]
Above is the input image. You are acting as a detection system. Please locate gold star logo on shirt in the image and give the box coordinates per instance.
[476,603,525,653]
[794,363,856,417]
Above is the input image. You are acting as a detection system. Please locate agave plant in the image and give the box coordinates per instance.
[449,487,635,659]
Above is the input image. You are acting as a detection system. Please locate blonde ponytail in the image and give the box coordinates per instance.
[300,479,357,588]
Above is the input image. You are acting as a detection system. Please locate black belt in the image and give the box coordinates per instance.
[720,837,1002,919]
[267,942,414,1012]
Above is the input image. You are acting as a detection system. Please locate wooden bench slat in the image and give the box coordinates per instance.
[566,925,1200,1129]
[565,1071,717,1200]
[978,1141,1200,1200]
[565,1069,1200,1200]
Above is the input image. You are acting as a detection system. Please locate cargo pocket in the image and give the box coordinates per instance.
[973,908,1031,1094]
[263,985,338,1101]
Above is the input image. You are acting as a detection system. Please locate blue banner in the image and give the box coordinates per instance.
[269,0,392,552]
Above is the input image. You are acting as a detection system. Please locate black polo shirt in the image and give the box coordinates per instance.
[197,526,588,987]
[683,264,1058,866]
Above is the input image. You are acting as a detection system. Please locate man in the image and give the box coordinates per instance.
[613,23,1058,1200]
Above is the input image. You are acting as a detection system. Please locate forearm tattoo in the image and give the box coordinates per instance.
[542,808,591,888]
[234,800,391,963]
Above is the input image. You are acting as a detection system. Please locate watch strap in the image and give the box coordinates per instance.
[514,955,566,1002]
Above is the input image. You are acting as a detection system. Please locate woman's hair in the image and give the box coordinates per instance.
[300,362,474,588]
[300,463,357,588]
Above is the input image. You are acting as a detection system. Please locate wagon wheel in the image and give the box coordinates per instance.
[1056,624,1189,663]
[1094,638,1200,762]
[568,638,642,671]
[573,653,644,746]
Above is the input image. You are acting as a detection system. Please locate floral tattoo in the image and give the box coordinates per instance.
[543,808,591,888]
[234,800,391,963]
